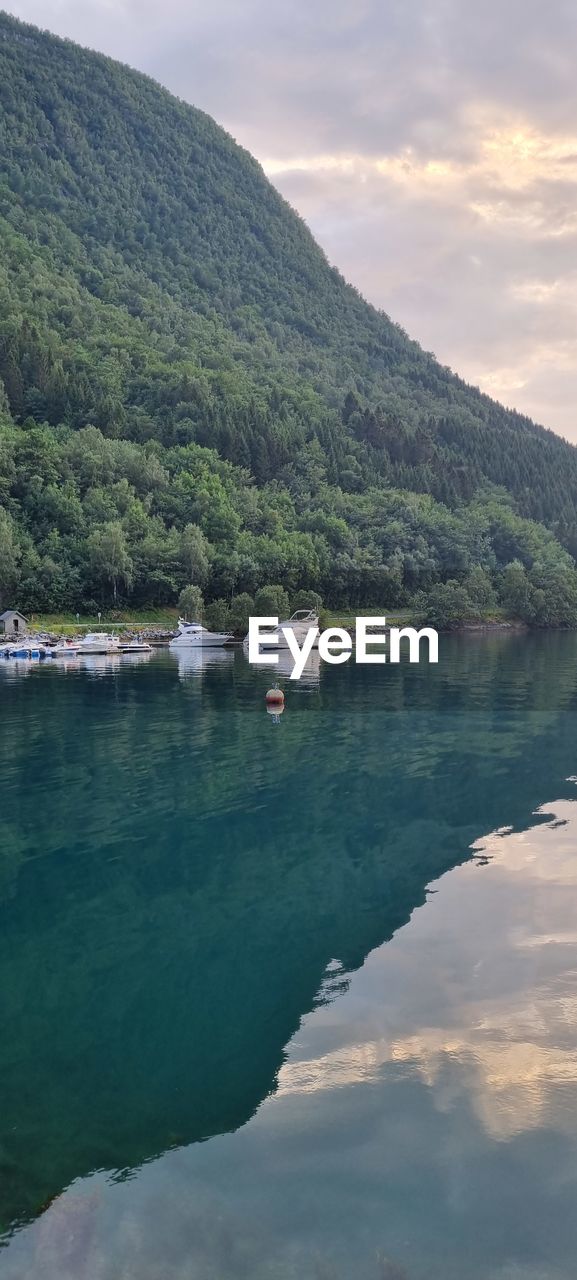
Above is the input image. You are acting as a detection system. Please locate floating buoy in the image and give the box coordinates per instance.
[266,702,285,718]
[265,684,284,707]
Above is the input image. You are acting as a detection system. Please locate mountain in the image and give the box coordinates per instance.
[1,10,577,621]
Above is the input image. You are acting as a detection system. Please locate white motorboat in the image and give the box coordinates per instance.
[48,641,80,657]
[244,609,319,650]
[76,632,121,655]
[169,619,233,649]
[119,640,153,653]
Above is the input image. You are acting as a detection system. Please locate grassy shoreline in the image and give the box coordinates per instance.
[24,606,522,637]
[26,608,181,634]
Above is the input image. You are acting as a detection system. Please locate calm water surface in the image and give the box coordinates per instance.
[1,634,577,1279]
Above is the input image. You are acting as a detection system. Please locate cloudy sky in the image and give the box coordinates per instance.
[5,1,577,439]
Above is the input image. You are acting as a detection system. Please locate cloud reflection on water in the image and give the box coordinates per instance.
[276,797,577,1152]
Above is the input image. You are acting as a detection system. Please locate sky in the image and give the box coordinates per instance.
[4,0,577,440]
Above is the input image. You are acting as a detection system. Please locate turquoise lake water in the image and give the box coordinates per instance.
[2,634,577,1279]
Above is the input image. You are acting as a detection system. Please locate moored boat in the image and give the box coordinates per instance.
[48,641,80,657]
[76,632,121,655]
[2,642,49,659]
[169,619,233,649]
[119,640,153,653]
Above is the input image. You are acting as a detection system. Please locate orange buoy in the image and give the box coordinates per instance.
[265,685,284,706]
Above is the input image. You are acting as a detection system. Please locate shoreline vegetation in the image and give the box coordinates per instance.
[25,606,530,640]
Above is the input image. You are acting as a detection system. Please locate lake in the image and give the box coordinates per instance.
[1,633,577,1279]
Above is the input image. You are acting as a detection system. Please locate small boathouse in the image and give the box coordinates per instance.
[0,610,28,639]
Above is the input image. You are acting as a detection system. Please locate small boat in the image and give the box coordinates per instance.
[244,609,319,650]
[76,632,120,655]
[4,643,48,659]
[48,641,80,657]
[169,619,233,649]
[119,640,153,653]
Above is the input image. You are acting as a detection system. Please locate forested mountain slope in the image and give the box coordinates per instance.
[1,9,577,620]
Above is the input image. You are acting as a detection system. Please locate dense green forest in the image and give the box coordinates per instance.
[1,11,577,625]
